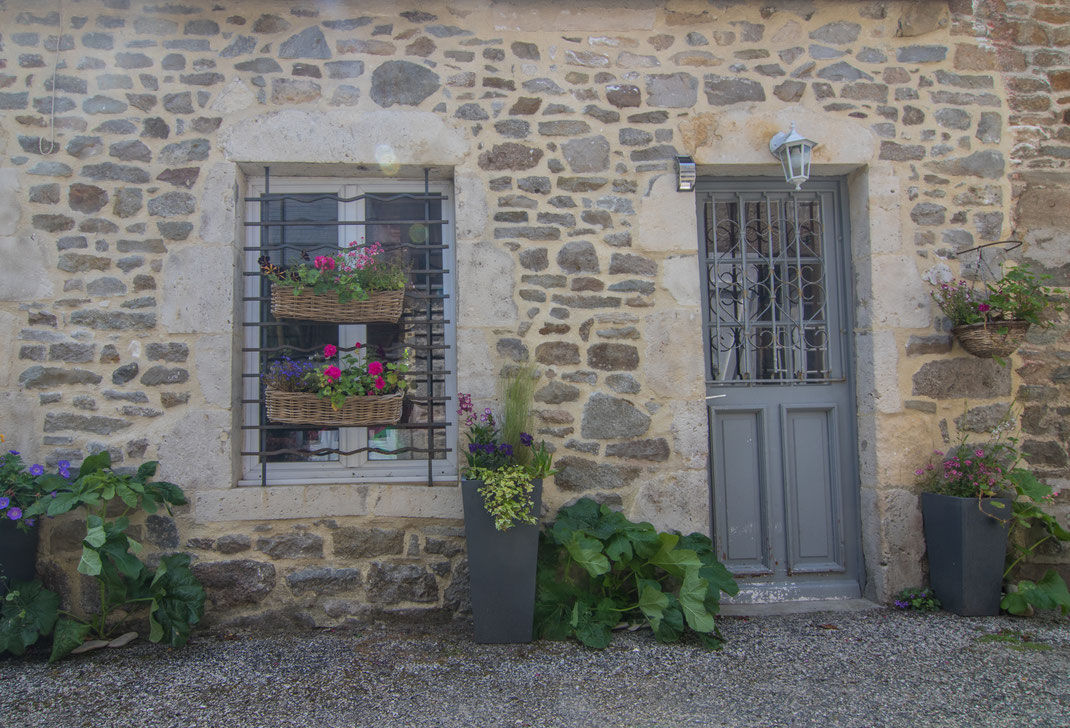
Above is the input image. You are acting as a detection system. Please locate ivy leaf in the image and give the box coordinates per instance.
[605,533,633,564]
[77,547,102,576]
[565,532,610,577]
[0,581,60,656]
[652,594,685,644]
[637,579,669,631]
[83,515,107,548]
[77,451,111,479]
[679,570,716,634]
[49,618,92,663]
[647,533,701,579]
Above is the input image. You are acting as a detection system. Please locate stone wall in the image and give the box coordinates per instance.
[978,0,1070,582]
[0,0,1065,625]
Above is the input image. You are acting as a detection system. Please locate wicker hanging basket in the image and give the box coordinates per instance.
[264,389,403,427]
[951,320,1030,359]
[270,285,405,323]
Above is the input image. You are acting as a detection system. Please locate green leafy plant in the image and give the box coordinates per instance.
[22,452,205,661]
[999,468,1070,616]
[263,344,410,411]
[459,366,557,532]
[259,241,407,303]
[931,266,1060,328]
[892,587,941,612]
[535,498,738,649]
[0,437,72,530]
[0,580,60,655]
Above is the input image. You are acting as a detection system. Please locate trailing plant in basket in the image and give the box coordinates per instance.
[459,366,557,532]
[22,451,206,661]
[916,412,1070,616]
[931,266,1060,328]
[259,240,407,303]
[535,498,739,649]
[264,344,410,410]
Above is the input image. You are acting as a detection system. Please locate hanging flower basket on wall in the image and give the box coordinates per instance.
[270,285,405,324]
[264,389,403,427]
[951,320,1030,359]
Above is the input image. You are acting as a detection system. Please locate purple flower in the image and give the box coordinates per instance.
[57,460,70,469]
[481,443,496,455]
[7,507,21,521]
[26,518,35,527]
[0,497,8,509]
[8,450,19,456]
[894,599,909,609]
[59,469,70,479]
[468,443,479,454]
[498,443,513,457]
[29,464,44,476]
[520,432,533,447]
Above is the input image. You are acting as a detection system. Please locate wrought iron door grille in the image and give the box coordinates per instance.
[702,190,835,384]
[240,168,453,487]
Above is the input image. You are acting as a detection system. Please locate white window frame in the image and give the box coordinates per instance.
[240,176,458,486]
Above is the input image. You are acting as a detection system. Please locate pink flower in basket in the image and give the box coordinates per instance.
[374,376,386,390]
[368,361,384,376]
[314,256,336,271]
[323,344,338,358]
[324,365,342,382]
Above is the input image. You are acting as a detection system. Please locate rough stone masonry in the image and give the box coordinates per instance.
[0,0,1066,628]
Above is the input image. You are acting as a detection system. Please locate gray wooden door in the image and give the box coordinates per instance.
[697,178,862,602]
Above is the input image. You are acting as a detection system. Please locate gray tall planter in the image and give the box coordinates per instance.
[921,493,1011,616]
[460,479,542,644]
[0,520,38,597]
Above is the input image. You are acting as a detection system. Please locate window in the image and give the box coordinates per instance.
[241,176,456,485]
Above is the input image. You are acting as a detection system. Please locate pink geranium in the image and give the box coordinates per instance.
[324,365,342,382]
[374,376,386,390]
[323,344,338,358]
[368,361,384,376]
[314,256,336,271]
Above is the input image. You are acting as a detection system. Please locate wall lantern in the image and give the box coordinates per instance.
[674,155,696,192]
[768,123,818,190]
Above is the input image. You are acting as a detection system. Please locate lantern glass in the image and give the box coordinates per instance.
[769,123,818,190]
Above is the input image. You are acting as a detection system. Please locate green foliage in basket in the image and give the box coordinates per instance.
[259,241,406,303]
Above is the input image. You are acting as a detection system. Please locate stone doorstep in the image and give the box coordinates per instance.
[720,598,882,617]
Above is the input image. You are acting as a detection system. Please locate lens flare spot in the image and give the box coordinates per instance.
[408,224,428,244]
[375,144,400,176]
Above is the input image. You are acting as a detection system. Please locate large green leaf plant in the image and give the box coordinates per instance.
[19,451,205,661]
[535,498,738,649]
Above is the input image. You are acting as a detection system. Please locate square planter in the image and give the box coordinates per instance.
[460,479,542,644]
[921,492,1011,616]
[0,520,39,597]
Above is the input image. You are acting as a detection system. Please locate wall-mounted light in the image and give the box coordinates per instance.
[768,123,818,190]
[674,155,696,192]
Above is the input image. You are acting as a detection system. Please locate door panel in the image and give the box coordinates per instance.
[698,179,862,603]
[712,408,771,575]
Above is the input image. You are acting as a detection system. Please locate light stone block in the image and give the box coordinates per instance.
[210,78,257,115]
[643,309,704,399]
[370,484,463,519]
[869,255,931,329]
[195,484,369,523]
[454,168,488,241]
[866,164,904,256]
[195,334,234,408]
[159,408,233,492]
[455,328,497,401]
[0,310,18,387]
[636,173,698,254]
[199,163,238,245]
[492,3,657,32]
[0,168,20,236]
[220,109,468,166]
[630,469,709,536]
[855,330,902,415]
[0,392,39,458]
[456,241,517,328]
[161,246,235,334]
[661,254,701,308]
[671,398,709,469]
[0,235,53,301]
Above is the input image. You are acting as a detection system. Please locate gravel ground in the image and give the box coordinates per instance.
[1,608,1068,728]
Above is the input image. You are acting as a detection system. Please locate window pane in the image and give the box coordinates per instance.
[260,193,341,463]
[365,196,447,463]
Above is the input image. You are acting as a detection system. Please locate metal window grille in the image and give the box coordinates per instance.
[240,168,454,487]
[701,188,838,385]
